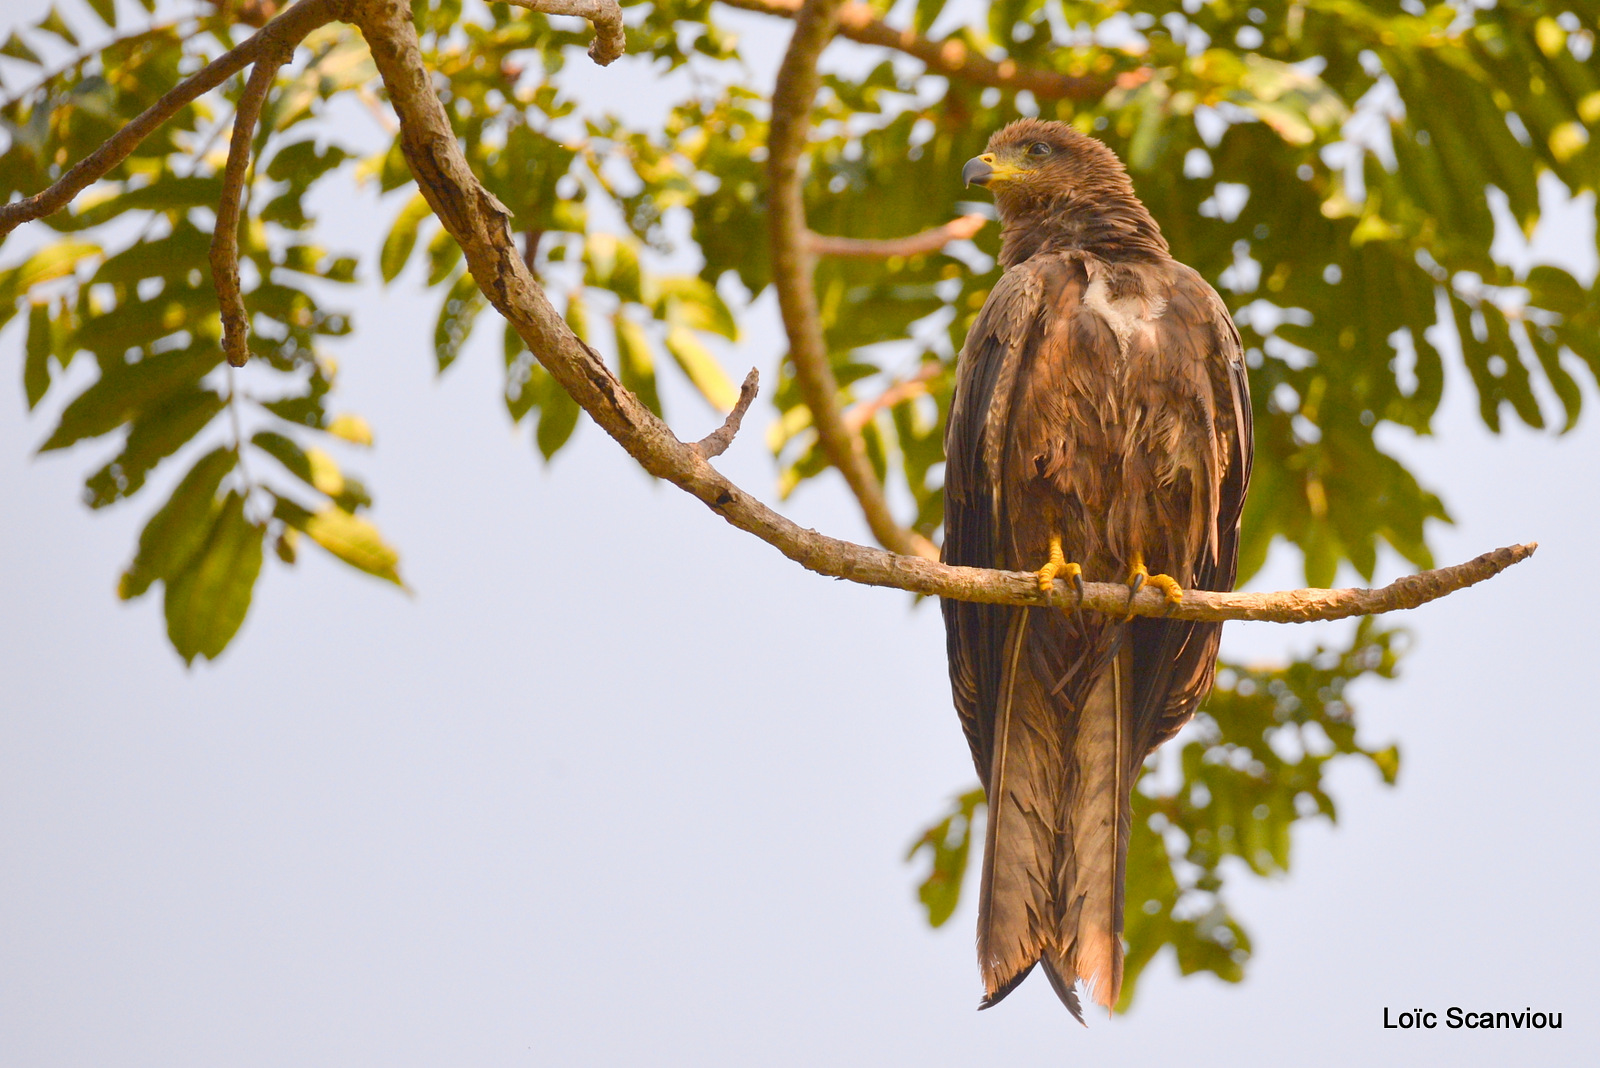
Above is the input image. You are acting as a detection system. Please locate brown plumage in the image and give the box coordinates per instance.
[943,119,1252,1019]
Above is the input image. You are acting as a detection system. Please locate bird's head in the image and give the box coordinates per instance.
[962,118,1162,261]
[963,119,1130,205]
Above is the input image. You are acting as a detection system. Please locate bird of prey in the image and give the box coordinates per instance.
[942,119,1253,1020]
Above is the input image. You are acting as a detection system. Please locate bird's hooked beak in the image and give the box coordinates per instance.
[963,153,1022,188]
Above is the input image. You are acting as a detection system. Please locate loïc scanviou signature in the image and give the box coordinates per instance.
[1384,1007,1563,1030]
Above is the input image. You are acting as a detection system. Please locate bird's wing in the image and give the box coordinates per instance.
[1126,264,1254,760]
[942,256,1057,784]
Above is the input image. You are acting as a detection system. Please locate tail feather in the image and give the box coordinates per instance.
[976,609,1070,1001]
[1041,954,1086,1023]
[974,614,1135,1016]
[1059,641,1134,1013]
[976,960,1036,1010]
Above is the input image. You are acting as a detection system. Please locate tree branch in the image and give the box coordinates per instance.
[1040,543,1537,622]
[0,0,342,243]
[503,0,626,66]
[806,212,986,258]
[717,0,1114,102]
[766,0,938,561]
[212,51,292,367]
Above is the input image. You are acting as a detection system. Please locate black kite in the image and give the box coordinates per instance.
[943,119,1253,1019]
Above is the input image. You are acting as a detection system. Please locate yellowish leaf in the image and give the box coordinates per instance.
[326,413,373,446]
[1549,122,1588,163]
[305,448,346,498]
[303,505,404,587]
[665,327,739,412]
[1579,92,1600,126]
[1534,17,1565,58]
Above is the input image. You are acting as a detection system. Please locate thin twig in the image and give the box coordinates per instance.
[338,0,1532,624]
[766,0,938,561]
[503,0,626,66]
[717,0,1115,102]
[0,0,341,242]
[224,365,256,491]
[807,213,986,259]
[520,227,543,273]
[212,52,290,367]
[694,368,759,459]
[842,361,939,434]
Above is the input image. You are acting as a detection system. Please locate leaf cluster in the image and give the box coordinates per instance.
[2,7,398,661]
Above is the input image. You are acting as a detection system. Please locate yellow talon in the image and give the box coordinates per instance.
[1036,534,1084,601]
[1126,553,1183,617]
[1148,573,1183,607]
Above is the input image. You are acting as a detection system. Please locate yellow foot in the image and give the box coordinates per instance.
[1036,534,1085,603]
[1126,553,1182,618]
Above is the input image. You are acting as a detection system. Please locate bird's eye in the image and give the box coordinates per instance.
[1027,142,1052,158]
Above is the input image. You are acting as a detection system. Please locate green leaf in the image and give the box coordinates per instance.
[1527,328,1582,433]
[613,311,662,417]
[564,288,589,342]
[379,192,432,283]
[0,32,41,64]
[434,268,484,373]
[261,361,333,429]
[163,490,264,665]
[23,302,51,410]
[251,429,315,484]
[85,0,116,28]
[583,233,642,303]
[263,139,350,186]
[84,387,225,508]
[119,447,237,600]
[536,375,581,460]
[905,787,984,928]
[425,225,463,286]
[912,0,947,35]
[665,326,738,412]
[253,430,365,508]
[510,295,587,458]
[92,224,210,288]
[40,342,222,452]
[70,285,218,363]
[36,7,80,47]
[654,275,738,340]
[72,178,225,227]
[0,240,100,328]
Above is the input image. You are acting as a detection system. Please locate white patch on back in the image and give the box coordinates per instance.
[1082,274,1167,358]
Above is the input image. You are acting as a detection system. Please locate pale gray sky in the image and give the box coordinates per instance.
[2,3,1596,1065]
